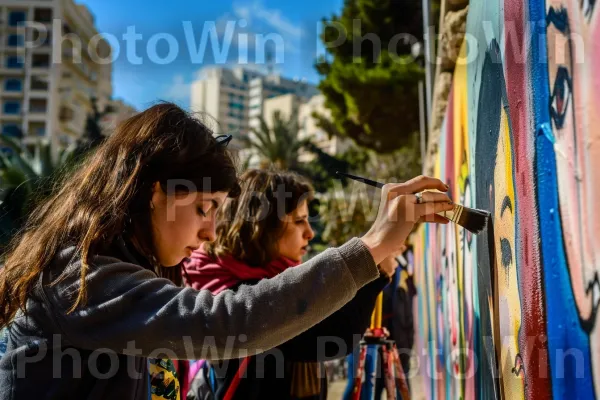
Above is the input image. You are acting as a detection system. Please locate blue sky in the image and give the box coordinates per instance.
[78,0,343,110]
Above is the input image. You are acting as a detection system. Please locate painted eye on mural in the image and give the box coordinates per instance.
[550,66,572,130]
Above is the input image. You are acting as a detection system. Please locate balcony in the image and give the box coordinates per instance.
[59,105,75,122]
[61,118,82,136]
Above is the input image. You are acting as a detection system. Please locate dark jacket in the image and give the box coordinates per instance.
[0,237,378,400]
[193,274,390,400]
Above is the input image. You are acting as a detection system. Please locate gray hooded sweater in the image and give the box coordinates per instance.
[0,237,378,399]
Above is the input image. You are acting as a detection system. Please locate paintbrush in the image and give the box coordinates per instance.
[336,171,490,234]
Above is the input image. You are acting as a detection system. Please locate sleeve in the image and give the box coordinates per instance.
[42,238,379,361]
[276,275,390,362]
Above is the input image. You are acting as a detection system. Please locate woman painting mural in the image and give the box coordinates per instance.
[0,102,454,399]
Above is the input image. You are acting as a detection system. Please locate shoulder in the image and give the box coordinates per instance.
[46,245,150,281]
[41,245,158,313]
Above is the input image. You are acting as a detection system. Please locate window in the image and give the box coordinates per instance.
[32,54,50,68]
[8,11,26,27]
[5,79,22,92]
[29,123,46,136]
[2,124,21,137]
[4,102,21,115]
[249,87,262,97]
[7,35,24,47]
[31,76,49,91]
[6,56,24,69]
[29,99,47,113]
[40,33,52,46]
[34,8,53,23]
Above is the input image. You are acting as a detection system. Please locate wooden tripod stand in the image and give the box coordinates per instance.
[351,292,411,400]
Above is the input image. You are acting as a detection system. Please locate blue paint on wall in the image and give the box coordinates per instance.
[530,0,595,397]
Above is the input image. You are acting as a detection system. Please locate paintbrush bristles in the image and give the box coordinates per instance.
[335,171,491,234]
[439,205,490,234]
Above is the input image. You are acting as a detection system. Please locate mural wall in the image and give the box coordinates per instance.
[413,0,600,398]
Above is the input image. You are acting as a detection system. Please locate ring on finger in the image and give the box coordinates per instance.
[415,192,424,204]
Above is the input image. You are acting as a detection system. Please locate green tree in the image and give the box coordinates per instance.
[318,136,421,245]
[73,97,109,159]
[240,110,305,170]
[316,0,424,152]
[0,136,77,252]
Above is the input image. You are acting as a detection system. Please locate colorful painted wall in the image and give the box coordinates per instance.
[413,0,600,398]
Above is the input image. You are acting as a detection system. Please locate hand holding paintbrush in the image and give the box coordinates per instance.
[336,172,490,234]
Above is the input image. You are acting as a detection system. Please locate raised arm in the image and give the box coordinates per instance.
[43,238,378,360]
[277,274,389,361]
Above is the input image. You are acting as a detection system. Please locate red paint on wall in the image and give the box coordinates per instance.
[503,1,551,397]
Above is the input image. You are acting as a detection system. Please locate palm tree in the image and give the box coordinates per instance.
[73,96,110,159]
[0,135,76,252]
[241,110,305,170]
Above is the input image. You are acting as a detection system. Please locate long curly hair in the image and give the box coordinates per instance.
[205,169,313,267]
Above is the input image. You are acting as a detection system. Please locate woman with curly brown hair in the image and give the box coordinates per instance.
[183,169,401,400]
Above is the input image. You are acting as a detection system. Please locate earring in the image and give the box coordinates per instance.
[150,201,155,210]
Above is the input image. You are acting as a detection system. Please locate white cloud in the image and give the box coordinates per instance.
[214,12,260,54]
[163,74,191,103]
[254,6,303,38]
[232,5,252,23]
[232,0,302,52]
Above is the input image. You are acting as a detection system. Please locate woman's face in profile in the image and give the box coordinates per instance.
[276,201,315,262]
[150,183,228,266]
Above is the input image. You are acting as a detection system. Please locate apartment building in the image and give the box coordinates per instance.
[262,92,301,126]
[99,98,137,133]
[260,93,349,162]
[190,66,318,136]
[247,73,317,132]
[297,94,349,162]
[190,67,261,136]
[0,0,113,151]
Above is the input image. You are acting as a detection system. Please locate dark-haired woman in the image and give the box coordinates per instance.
[0,102,453,399]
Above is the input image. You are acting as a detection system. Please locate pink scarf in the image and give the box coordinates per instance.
[182,250,300,295]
